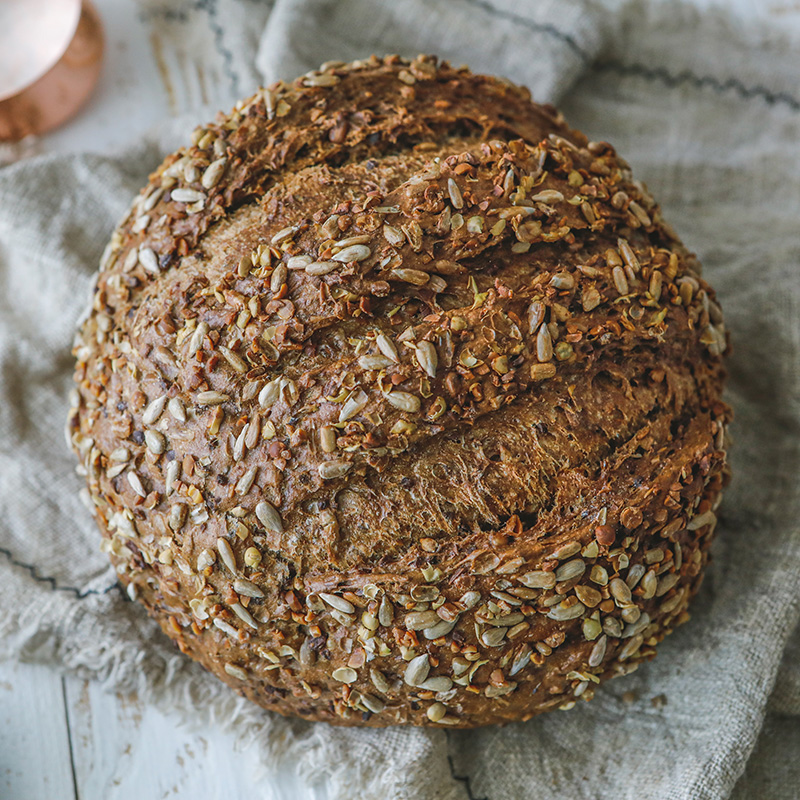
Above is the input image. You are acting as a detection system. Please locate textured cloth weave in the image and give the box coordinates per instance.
[1,1,799,798]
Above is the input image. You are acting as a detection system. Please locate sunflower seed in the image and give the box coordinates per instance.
[555,559,585,582]
[168,503,187,531]
[459,591,481,609]
[404,654,430,687]
[588,634,608,667]
[656,573,679,597]
[224,663,248,681]
[687,510,716,530]
[371,668,391,694]
[447,178,464,209]
[550,272,575,290]
[201,157,227,189]
[219,346,247,373]
[536,325,553,362]
[339,389,369,423]
[333,244,370,263]
[621,605,641,624]
[582,286,601,312]
[622,612,651,639]
[331,666,357,684]
[628,201,651,227]
[519,570,556,589]
[603,616,623,638]
[415,341,438,378]
[168,397,186,422]
[270,264,287,293]
[142,395,167,425]
[320,592,355,614]
[196,390,228,406]
[138,247,160,274]
[298,637,316,667]
[233,578,264,598]
[649,270,663,301]
[270,226,298,245]
[143,429,164,455]
[390,268,429,285]
[405,611,440,631]
[318,460,352,480]
[421,676,453,693]
[383,223,405,246]
[189,321,209,355]
[547,601,586,621]
[527,302,545,335]
[217,538,236,573]
[359,354,394,370]
[609,578,633,607]
[552,541,581,560]
[197,548,216,571]
[378,595,393,627]
[612,266,629,295]
[213,618,239,638]
[319,425,337,453]
[386,391,420,413]
[509,645,532,677]
[259,379,281,408]
[531,189,564,204]
[640,570,657,599]
[575,584,602,607]
[582,617,602,640]
[481,627,507,647]
[376,332,399,362]
[255,501,283,534]
[142,186,164,211]
[305,72,340,87]
[305,260,340,276]
[231,602,257,629]
[171,187,205,204]
[164,460,179,494]
[423,620,456,640]
[618,633,644,661]
[127,471,146,498]
[285,255,311,271]
[626,563,646,589]
[617,238,640,273]
[361,694,386,714]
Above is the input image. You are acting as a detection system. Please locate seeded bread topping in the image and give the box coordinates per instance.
[69,54,731,727]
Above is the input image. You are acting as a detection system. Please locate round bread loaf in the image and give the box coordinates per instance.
[69,55,731,727]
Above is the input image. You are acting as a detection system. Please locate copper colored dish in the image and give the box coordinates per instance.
[0,0,103,142]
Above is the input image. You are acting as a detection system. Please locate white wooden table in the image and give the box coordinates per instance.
[0,0,791,798]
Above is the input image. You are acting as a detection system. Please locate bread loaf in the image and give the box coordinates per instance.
[69,54,731,727]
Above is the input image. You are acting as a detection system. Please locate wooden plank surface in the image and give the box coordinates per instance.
[62,676,272,800]
[0,661,77,800]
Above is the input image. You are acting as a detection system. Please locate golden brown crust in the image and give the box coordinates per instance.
[70,54,731,727]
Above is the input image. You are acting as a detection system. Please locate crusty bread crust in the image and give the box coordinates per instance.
[70,54,731,727]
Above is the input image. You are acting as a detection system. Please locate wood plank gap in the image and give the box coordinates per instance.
[61,675,81,800]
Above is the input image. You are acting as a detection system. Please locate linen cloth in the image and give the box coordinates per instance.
[1,1,799,798]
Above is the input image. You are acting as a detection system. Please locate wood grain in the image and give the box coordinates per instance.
[63,676,271,799]
[0,661,77,800]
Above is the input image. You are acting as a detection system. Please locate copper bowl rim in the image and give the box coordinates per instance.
[0,0,103,142]
[0,0,83,102]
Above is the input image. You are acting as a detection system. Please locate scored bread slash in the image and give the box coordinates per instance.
[69,54,731,729]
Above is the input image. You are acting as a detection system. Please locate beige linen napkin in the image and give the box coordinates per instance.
[1,1,798,798]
